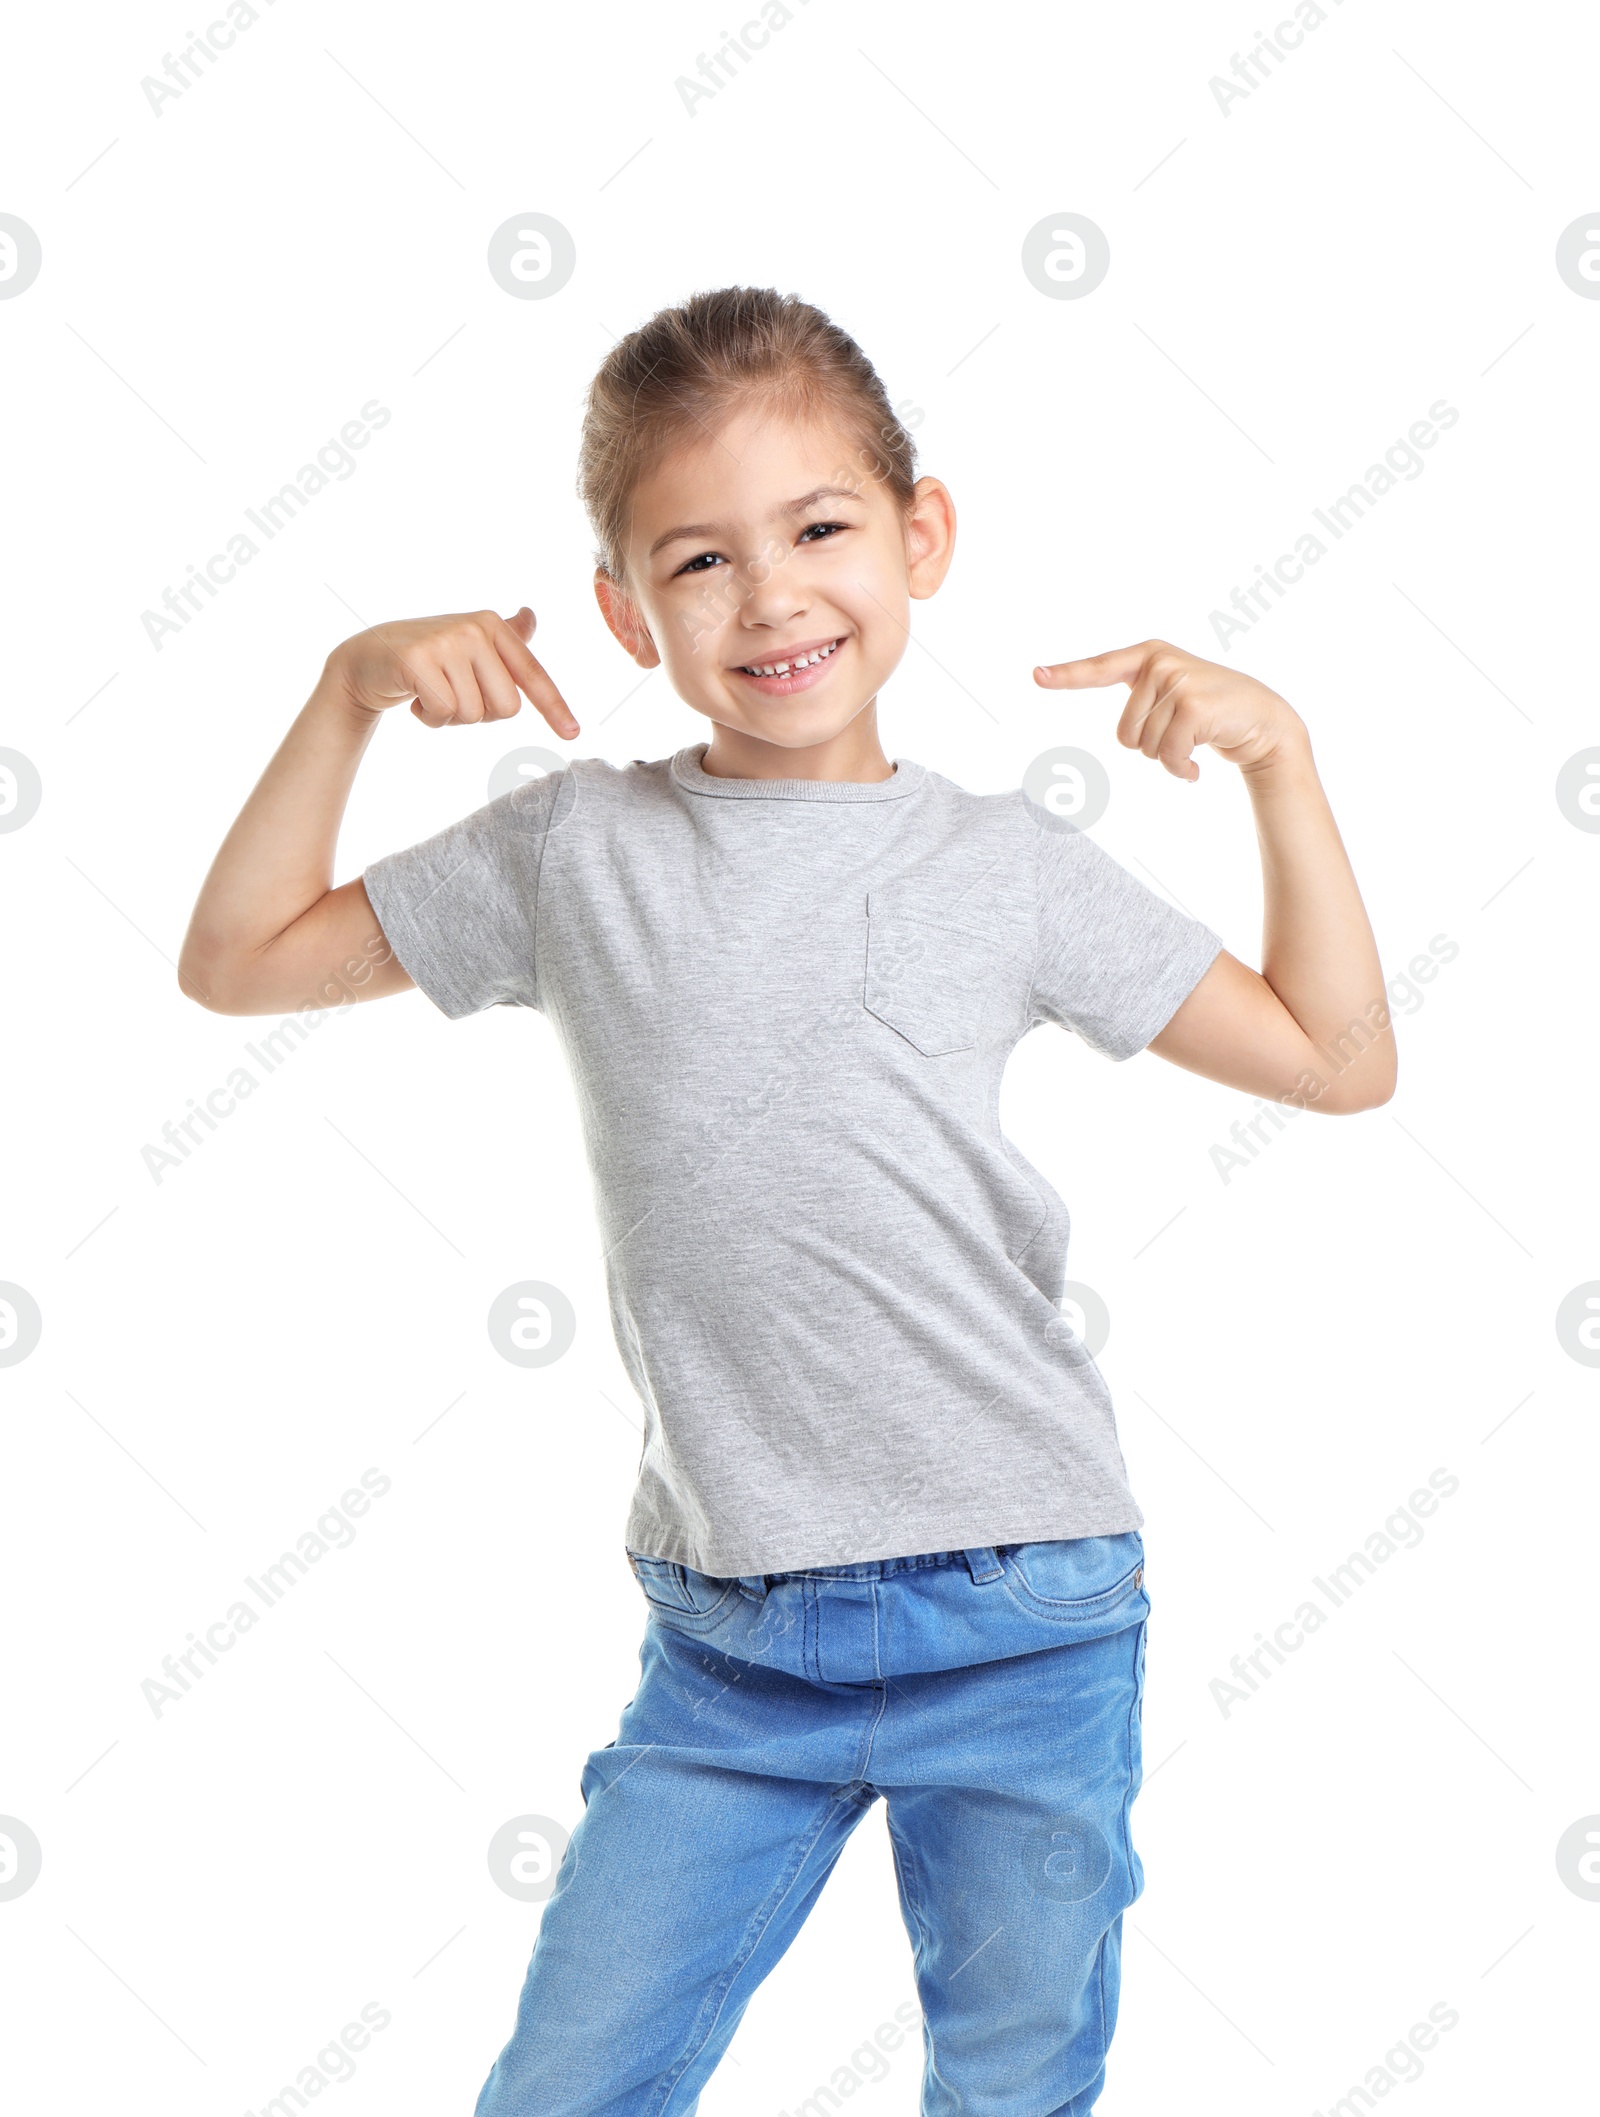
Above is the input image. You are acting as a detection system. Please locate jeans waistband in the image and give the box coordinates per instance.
[736,1546,1006,1600]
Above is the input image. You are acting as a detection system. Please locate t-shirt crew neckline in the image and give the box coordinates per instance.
[670,743,926,803]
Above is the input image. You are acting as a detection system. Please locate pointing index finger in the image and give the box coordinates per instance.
[492,610,580,738]
[1033,645,1152,690]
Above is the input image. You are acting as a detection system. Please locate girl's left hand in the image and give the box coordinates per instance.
[1033,640,1304,779]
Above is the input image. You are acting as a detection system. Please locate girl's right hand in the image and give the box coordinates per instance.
[328,606,579,738]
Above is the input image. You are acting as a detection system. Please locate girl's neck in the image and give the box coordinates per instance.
[700,703,894,784]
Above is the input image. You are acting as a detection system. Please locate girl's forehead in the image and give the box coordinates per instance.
[636,406,872,522]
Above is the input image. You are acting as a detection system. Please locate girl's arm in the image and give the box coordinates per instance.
[178,607,577,1017]
[1033,641,1395,1115]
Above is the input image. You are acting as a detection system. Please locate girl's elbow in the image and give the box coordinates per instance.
[1316,1053,1398,1115]
[177,949,255,1015]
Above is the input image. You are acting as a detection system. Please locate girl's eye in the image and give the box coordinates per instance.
[672,521,847,577]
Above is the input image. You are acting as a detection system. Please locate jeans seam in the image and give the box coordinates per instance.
[1096,1925,1110,2108]
[885,1813,938,2099]
[644,1791,853,2117]
[1118,1615,1147,1891]
[853,1677,890,1785]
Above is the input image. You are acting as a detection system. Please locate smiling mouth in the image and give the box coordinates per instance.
[734,637,845,678]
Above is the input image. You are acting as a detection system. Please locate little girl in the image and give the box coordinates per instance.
[181,286,1394,2115]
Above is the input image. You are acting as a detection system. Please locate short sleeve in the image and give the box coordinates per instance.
[1027,803,1223,1060]
[362,768,573,1019]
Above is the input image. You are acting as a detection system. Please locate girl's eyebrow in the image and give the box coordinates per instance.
[647,486,866,559]
[782,484,866,514]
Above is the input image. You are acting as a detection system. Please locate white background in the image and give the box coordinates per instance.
[2,0,1597,2110]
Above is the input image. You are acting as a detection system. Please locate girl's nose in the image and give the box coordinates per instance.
[735,550,808,625]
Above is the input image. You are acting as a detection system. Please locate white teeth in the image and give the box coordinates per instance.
[742,639,841,677]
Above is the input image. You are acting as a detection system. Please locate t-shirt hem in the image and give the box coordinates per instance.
[361,858,476,1020]
[623,1502,1147,1578]
[1106,927,1226,1061]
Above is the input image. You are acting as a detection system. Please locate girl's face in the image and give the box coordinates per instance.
[597,405,955,754]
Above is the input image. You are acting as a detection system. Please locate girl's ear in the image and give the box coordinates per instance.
[904,477,957,600]
[594,569,662,667]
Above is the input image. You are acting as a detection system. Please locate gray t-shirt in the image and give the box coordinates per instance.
[363,743,1222,1574]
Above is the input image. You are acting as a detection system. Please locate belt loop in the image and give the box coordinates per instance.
[962,1546,1004,1584]
[736,1573,770,1602]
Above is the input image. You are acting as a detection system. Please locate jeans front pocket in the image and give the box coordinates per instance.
[627,1551,737,1624]
[863,896,996,1057]
[1000,1533,1146,1626]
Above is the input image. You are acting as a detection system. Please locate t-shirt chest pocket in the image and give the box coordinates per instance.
[863,894,1000,1056]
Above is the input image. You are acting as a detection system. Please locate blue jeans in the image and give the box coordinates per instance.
[474,1533,1149,2117]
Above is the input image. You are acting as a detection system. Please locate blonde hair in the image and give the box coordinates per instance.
[579,286,918,583]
